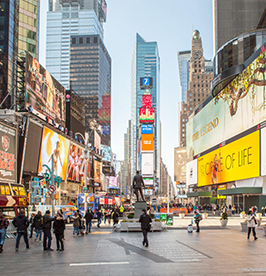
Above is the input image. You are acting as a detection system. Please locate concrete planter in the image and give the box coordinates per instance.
[240,222,248,232]
[220,220,228,227]
[179,213,185,219]
[120,222,128,231]
[152,221,162,231]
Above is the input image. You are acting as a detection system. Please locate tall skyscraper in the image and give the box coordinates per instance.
[70,34,111,145]
[131,33,160,183]
[177,51,190,103]
[213,0,266,52]
[46,0,107,90]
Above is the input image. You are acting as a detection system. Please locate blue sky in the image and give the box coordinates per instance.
[40,0,213,181]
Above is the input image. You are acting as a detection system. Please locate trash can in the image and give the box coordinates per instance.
[160,213,167,223]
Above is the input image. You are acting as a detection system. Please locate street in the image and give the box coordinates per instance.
[1,224,265,276]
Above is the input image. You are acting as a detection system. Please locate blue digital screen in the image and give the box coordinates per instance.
[142,77,150,86]
[141,124,153,134]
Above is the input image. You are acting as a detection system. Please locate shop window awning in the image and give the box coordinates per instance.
[218,187,262,196]
[187,191,212,198]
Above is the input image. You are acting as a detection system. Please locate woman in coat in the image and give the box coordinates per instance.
[53,213,65,251]
[72,211,80,237]
[247,210,258,240]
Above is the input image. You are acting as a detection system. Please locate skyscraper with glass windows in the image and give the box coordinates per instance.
[177,51,190,103]
[46,0,106,90]
[131,33,160,185]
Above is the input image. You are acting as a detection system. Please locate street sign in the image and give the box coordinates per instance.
[49,185,56,194]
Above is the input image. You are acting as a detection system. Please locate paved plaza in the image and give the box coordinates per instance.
[1,221,266,276]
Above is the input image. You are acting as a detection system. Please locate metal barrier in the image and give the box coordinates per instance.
[5,220,16,239]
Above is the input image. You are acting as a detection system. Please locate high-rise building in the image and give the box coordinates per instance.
[46,0,107,90]
[213,0,266,52]
[131,33,160,183]
[177,51,190,103]
[70,34,111,146]
[179,30,213,147]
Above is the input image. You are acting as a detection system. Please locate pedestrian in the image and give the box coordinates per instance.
[0,211,9,253]
[247,210,258,240]
[29,213,35,238]
[108,210,112,225]
[194,210,202,233]
[139,209,152,247]
[12,209,30,252]
[33,211,43,242]
[53,212,65,251]
[43,210,55,251]
[72,211,80,237]
[261,207,265,216]
[96,209,102,228]
[84,208,93,233]
[112,209,119,226]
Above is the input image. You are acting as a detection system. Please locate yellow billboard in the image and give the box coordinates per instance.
[198,131,260,186]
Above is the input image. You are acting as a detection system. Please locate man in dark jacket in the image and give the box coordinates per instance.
[132,171,145,201]
[139,209,152,247]
[53,213,65,251]
[43,210,55,251]
[0,211,9,253]
[112,209,119,226]
[33,211,43,242]
[96,209,102,228]
[84,209,93,233]
[12,210,30,251]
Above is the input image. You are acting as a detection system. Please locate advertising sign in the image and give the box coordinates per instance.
[94,130,101,152]
[38,127,70,180]
[142,95,152,108]
[139,108,155,123]
[174,147,186,182]
[0,123,17,183]
[141,134,154,152]
[186,159,198,186]
[143,177,153,186]
[112,153,117,176]
[26,53,66,126]
[141,124,153,134]
[187,49,266,158]
[141,153,154,175]
[100,145,111,162]
[140,77,153,90]
[198,131,260,186]
[261,127,266,176]
[217,184,226,199]
[108,176,118,187]
[94,160,102,184]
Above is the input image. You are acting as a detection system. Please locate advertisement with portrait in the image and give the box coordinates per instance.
[187,49,266,159]
[100,145,111,162]
[143,189,153,196]
[94,160,102,186]
[261,127,266,176]
[198,131,260,187]
[141,153,154,176]
[38,127,70,180]
[141,134,154,152]
[94,130,101,152]
[186,159,197,186]
[26,53,66,126]
[174,147,186,182]
[0,123,17,183]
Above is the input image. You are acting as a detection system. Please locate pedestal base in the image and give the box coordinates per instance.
[134,201,147,219]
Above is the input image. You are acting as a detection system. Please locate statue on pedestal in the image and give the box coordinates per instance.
[132,170,145,201]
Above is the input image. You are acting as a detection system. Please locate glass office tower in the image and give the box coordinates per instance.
[131,33,160,184]
[177,50,190,103]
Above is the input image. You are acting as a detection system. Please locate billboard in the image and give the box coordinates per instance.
[174,147,186,182]
[198,131,260,186]
[100,145,111,162]
[142,95,152,108]
[108,176,118,187]
[0,123,17,183]
[261,127,266,176]
[112,153,117,176]
[187,49,266,158]
[26,53,66,126]
[38,127,70,180]
[186,159,197,186]
[144,177,153,186]
[141,124,153,134]
[141,153,154,175]
[141,134,154,152]
[94,130,101,152]
[94,160,102,185]
[139,108,155,123]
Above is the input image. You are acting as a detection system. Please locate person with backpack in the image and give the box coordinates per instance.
[0,211,9,253]
[33,211,43,242]
[53,212,65,251]
[194,210,202,233]
[72,211,80,237]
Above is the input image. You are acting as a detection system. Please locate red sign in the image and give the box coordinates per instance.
[139,108,155,123]
[49,185,56,194]
[142,95,152,108]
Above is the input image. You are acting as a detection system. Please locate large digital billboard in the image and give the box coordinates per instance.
[174,147,186,183]
[26,53,66,126]
[142,95,152,108]
[100,144,111,162]
[186,159,197,186]
[94,130,101,152]
[198,131,260,186]
[187,49,266,158]
[141,124,153,134]
[38,127,70,180]
[141,134,154,152]
[94,160,102,185]
[261,127,266,176]
[139,108,155,123]
[141,153,154,176]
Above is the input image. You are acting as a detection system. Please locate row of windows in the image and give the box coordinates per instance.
[19,27,36,40]
[72,37,98,45]
[19,13,37,27]
[19,0,38,14]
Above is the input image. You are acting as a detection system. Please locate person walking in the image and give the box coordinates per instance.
[247,210,258,240]
[33,211,43,242]
[112,209,119,226]
[0,211,9,253]
[96,209,102,228]
[84,209,93,233]
[29,213,35,238]
[194,210,202,233]
[72,211,80,237]
[43,210,55,251]
[139,209,152,247]
[132,171,145,201]
[53,213,65,251]
[12,210,30,252]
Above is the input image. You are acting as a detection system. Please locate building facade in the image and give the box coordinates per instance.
[46,0,106,90]
[70,34,111,146]
[131,33,160,183]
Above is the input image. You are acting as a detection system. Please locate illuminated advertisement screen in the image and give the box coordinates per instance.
[139,108,155,123]
[187,49,266,159]
[144,177,153,186]
[174,147,186,183]
[142,95,152,108]
[261,127,266,176]
[38,127,70,180]
[26,53,66,126]
[100,144,111,162]
[186,159,197,185]
[94,130,101,152]
[198,131,260,186]
[94,160,102,184]
[141,134,154,151]
[108,176,118,187]
[141,153,154,176]
[141,124,153,134]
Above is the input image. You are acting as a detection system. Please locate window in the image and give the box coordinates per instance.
[86,37,90,44]
[206,84,208,87]
[182,134,185,137]
[72,38,76,45]
[94,37,98,44]
[193,84,195,88]
[184,108,186,111]
[79,37,83,44]
[198,76,200,79]
[195,69,197,72]
[198,99,200,101]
